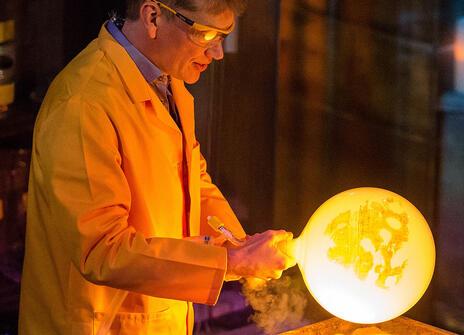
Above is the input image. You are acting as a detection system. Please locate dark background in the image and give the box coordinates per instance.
[0,0,463,334]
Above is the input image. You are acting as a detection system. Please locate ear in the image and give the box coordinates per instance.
[139,2,161,39]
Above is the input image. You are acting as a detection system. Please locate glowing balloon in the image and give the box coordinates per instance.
[287,187,435,324]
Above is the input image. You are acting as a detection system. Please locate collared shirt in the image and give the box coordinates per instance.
[107,18,178,123]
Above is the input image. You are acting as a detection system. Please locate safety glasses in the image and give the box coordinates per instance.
[155,1,234,47]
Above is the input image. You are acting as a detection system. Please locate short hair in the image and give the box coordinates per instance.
[125,0,247,21]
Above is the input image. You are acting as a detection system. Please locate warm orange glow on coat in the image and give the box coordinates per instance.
[19,25,245,335]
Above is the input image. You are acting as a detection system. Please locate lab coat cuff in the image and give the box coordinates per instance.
[206,246,228,305]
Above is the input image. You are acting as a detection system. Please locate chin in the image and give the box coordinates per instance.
[184,75,201,85]
[172,69,201,84]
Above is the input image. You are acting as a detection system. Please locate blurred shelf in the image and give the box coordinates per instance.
[0,272,20,335]
[0,99,40,148]
[440,91,464,114]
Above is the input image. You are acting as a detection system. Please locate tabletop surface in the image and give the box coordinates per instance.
[281,316,457,335]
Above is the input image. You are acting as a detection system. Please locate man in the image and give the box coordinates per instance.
[19,0,295,334]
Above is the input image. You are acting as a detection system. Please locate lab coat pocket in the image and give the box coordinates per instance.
[93,309,173,335]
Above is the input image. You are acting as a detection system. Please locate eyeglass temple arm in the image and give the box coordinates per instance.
[154,0,233,34]
[155,1,195,25]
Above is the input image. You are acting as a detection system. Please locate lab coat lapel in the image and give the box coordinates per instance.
[147,88,182,134]
[97,24,181,134]
[97,25,150,103]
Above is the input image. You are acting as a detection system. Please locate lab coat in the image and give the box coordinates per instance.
[18,24,245,335]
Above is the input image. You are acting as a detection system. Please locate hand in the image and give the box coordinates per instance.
[225,230,296,280]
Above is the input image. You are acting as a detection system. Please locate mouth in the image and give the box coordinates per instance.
[193,62,208,72]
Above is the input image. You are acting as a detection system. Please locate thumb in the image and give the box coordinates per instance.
[272,231,294,244]
[272,231,294,252]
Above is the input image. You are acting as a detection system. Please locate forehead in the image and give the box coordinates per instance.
[180,3,235,30]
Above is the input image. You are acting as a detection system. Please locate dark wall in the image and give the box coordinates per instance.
[190,0,280,234]
[0,0,126,102]
[63,0,126,64]
[276,0,463,333]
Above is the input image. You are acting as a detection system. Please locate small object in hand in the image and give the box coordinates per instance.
[207,216,245,246]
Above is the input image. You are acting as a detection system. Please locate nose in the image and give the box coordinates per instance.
[205,42,224,60]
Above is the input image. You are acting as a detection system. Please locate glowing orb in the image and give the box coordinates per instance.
[289,187,435,324]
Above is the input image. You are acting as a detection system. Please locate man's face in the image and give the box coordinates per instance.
[152,4,235,84]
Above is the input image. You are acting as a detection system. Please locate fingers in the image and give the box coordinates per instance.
[245,230,292,248]
[271,230,294,244]
[265,230,296,270]
[225,229,296,280]
[249,230,293,251]
[249,230,295,266]
[270,270,284,280]
[282,253,297,269]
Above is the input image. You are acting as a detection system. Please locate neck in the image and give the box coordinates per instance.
[121,20,147,52]
[121,20,163,70]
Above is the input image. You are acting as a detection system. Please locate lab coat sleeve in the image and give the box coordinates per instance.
[198,149,247,240]
[38,96,226,305]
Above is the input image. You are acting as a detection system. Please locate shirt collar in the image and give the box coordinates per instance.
[107,19,166,84]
